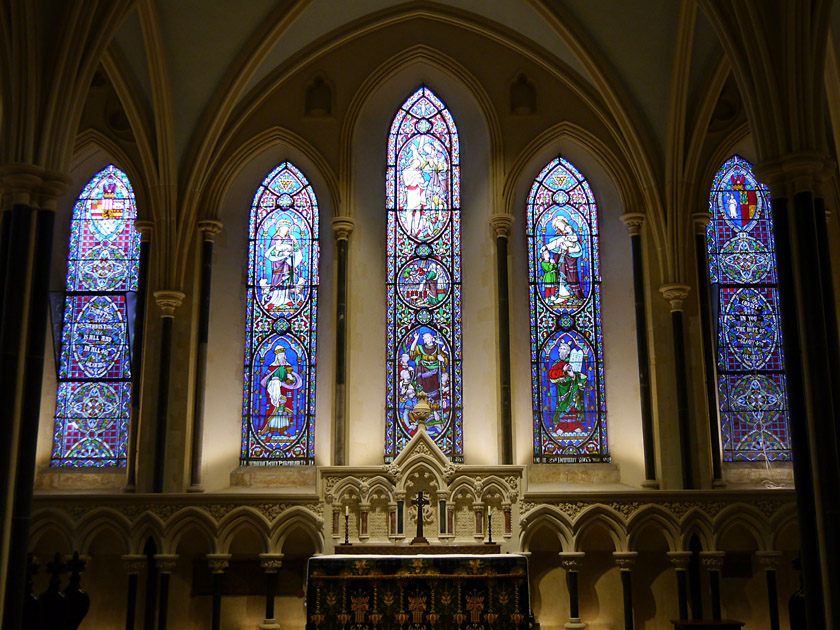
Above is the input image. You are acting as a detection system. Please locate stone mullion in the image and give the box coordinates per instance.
[332,217,354,466]
[490,214,514,464]
[701,551,725,620]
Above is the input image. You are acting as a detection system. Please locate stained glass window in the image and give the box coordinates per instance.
[528,158,608,463]
[385,87,462,462]
[241,163,319,465]
[52,165,140,467]
[708,156,791,461]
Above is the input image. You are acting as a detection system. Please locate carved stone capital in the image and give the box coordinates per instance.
[135,220,154,242]
[489,214,514,239]
[154,290,185,318]
[613,551,638,570]
[206,553,231,574]
[619,213,645,236]
[122,554,147,574]
[259,553,284,573]
[755,551,782,571]
[666,551,692,570]
[755,152,835,198]
[331,216,356,242]
[154,554,179,574]
[691,212,711,234]
[0,165,70,207]
[198,220,223,242]
[659,283,691,311]
[558,552,585,571]
[700,551,725,571]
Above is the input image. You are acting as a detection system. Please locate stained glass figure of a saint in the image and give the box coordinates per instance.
[385,87,462,462]
[241,163,319,464]
[528,158,609,462]
[51,165,140,467]
[708,156,791,461]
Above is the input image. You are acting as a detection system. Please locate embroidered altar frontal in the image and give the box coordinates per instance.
[306,554,530,629]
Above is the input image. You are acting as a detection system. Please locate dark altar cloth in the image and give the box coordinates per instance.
[305,554,530,630]
[671,622,745,629]
[334,544,500,555]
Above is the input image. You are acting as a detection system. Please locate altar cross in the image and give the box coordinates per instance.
[410,491,430,545]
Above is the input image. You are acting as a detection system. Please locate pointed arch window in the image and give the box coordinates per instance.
[385,87,462,462]
[241,163,319,465]
[708,156,791,461]
[528,157,609,463]
[51,165,140,467]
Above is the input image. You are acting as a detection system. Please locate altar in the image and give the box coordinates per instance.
[305,553,530,629]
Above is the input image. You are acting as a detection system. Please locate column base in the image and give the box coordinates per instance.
[641,479,660,489]
[186,484,205,493]
[259,620,281,630]
[564,622,586,629]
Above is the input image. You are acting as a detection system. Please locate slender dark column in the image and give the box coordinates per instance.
[189,222,222,491]
[668,552,691,621]
[260,554,283,629]
[122,555,145,630]
[701,552,724,621]
[125,223,153,492]
[0,208,11,328]
[151,291,184,493]
[757,552,782,630]
[621,214,657,485]
[332,217,354,466]
[490,215,514,464]
[154,555,177,630]
[770,196,825,629]
[142,541,158,630]
[560,553,585,628]
[660,285,694,489]
[614,552,637,630]
[207,554,230,630]
[691,213,723,484]
[688,538,703,620]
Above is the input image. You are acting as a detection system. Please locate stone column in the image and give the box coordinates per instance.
[259,553,284,630]
[332,217,355,466]
[701,551,725,620]
[620,213,657,486]
[206,554,230,630]
[359,503,370,540]
[659,284,694,489]
[613,552,638,630]
[151,291,185,493]
[691,212,724,485]
[559,552,586,629]
[756,551,782,630]
[121,555,146,630]
[490,214,514,464]
[125,221,153,493]
[502,502,512,537]
[189,221,223,492]
[473,503,484,541]
[153,555,178,630]
[667,551,692,620]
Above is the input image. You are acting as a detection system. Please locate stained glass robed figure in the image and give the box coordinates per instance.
[385,87,462,462]
[52,165,140,467]
[242,163,319,464]
[528,158,608,463]
[707,156,791,461]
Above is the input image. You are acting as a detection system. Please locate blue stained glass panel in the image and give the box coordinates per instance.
[51,165,139,467]
[708,156,791,461]
[241,163,319,464]
[385,87,462,462]
[528,158,609,462]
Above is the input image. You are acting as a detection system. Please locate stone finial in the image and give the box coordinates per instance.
[489,214,514,239]
[659,283,691,311]
[135,220,154,242]
[206,553,231,574]
[331,216,356,242]
[121,554,147,575]
[619,213,645,236]
[700,551,725,570]
[558,551,585,571]
[613,551,638,570]
[691,212,711,234]
[666,551,692,570]
[259,553,284,573]
[198,220,223,242]
[153,554,179,574]
[755,551,782,571]
[154,290,185,318]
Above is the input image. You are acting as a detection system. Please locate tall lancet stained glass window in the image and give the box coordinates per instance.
[52,165,140,467]
[708,156,791,461]
[385,87,462,462]
[528,158,608,463]
[242,163,319,465]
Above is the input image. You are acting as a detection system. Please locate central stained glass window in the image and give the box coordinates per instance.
[241,163,319,465]
[528,157,609,463]
[385,87,462,462]
[52,165,140,467]
[708,156,791,461]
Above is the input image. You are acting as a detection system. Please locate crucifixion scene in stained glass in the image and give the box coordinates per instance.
[707,156,791,462]
[52,165,140,467]
[385,87,462,462]
[528,157,609,463]
[241,163,320,465]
